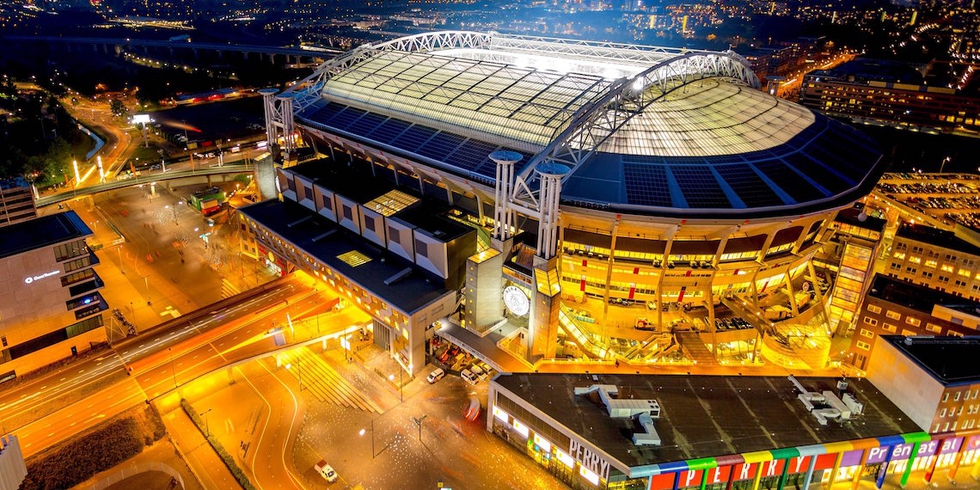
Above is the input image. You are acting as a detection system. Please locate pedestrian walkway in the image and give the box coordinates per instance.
[159,407,242,490]
[280,346,382,413]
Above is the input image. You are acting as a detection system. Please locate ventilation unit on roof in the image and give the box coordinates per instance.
[788,375,861,425]
[384,267,413,286]
[574,384,662,446]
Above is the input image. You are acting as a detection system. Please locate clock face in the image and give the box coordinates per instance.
[503,286,530,317]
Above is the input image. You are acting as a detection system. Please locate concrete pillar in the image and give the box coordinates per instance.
[491,150,520,241]
[535,162,569,260]
[529,255,561,361]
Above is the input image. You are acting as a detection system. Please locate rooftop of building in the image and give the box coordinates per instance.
[881,335,980,387]
[390,203,473,243]
[238,199,451,314]
[494,372,920,469]
[834,206,887,233]
[293,31,886,219]
[866,274,980,317]
[289,160,396,205]
[0,177,29,191]
[809,58,927,85]
[0,211,91,260]
[895,222,980,257]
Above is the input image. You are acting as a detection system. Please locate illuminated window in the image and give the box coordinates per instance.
[337,250,372,267]
[867,305,881,314]
[579,466,600,486]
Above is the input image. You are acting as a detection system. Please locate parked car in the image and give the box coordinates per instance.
[461,369,479,385]
[426,368,446,384]
[314,460,338,483]
[471,365,488,382]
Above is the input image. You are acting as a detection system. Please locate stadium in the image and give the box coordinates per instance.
[249,31,888,373]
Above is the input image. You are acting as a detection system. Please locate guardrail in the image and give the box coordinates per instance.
[36,165,253,208]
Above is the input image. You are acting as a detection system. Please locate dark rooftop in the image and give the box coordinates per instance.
[392,203,472,243]
[896,223,980,257]
[835,206,886,233]
[867,274,980,317]
[809,59,927,85]
[494,373,920,468]
[0,211,92,260]
[239,199,451,314]
[881,335,980,386]
[290,160,396,204]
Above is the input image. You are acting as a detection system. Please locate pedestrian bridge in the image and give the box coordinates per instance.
[36,166,252,208]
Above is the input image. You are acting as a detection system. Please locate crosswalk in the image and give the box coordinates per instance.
[279,346,381,413]
[221,278,241,299]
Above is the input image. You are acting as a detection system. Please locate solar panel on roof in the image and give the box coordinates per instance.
[368,118,412,142]
[330,107,367,131]
[670,166,731,208]
[755,159,827,202]
[623,164,672,207]
[392,125,437,152]
[715,164,785,207]
[346,112,389,138]
[416,132,466,161]
[447,140,498,171]
[306,103,347,125]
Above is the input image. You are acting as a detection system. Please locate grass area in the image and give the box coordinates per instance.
[128,138,166,165]
[181,398,256,490]
[19,404,167,490]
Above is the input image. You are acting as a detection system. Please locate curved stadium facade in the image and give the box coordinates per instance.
[248,31,887,372]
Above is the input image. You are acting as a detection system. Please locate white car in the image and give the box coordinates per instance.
[426,367,446,384]
[471,365,488,382]
[314,460,338,483]
[461,369,479,385]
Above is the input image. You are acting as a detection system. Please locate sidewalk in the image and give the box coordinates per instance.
[159,405,242,490]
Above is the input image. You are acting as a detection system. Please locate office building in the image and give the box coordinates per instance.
[849,274,980,371]
[0,211,105,378]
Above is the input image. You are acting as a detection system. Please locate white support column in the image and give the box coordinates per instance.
[259,88,279,147]
[534,163,570,260]
[278,95,296,157]
[491,150,521,241]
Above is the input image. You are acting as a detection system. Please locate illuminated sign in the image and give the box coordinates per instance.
[131,114,151,124]
[569,439,610,482]
[24,270,60,284]
[503,286,530,316]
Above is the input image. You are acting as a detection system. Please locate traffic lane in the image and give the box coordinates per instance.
[0,280,304,430]
[240,359,304,490]
[17,378,147,458]
[116,279,305,363]
[137,296,336,398]
[0,353,128,430]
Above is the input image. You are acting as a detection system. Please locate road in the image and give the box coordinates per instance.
[0,275,335,457]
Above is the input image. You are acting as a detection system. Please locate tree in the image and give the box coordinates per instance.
[109,98,126,117]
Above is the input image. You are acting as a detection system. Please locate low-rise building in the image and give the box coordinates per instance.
[487,371,980,490]
[0,178,36,228]
[885,223,980,300]
[848,274,980,370]
[868,335,980,435]
[239,161,477,375]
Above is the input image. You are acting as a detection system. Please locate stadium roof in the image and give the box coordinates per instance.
[290,31,885,218]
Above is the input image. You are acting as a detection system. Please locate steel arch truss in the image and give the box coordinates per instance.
[511,51,761,207]
[283,31,493,112]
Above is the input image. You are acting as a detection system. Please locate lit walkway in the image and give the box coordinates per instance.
[436,322,533,373]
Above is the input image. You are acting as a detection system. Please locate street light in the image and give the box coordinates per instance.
[200,408,212,437]
[360,419,388,459]
[286,360,302,392]
[143,275,151,305]
[168,347,178,389]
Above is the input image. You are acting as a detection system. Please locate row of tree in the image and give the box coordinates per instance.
[0,85,89,187]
